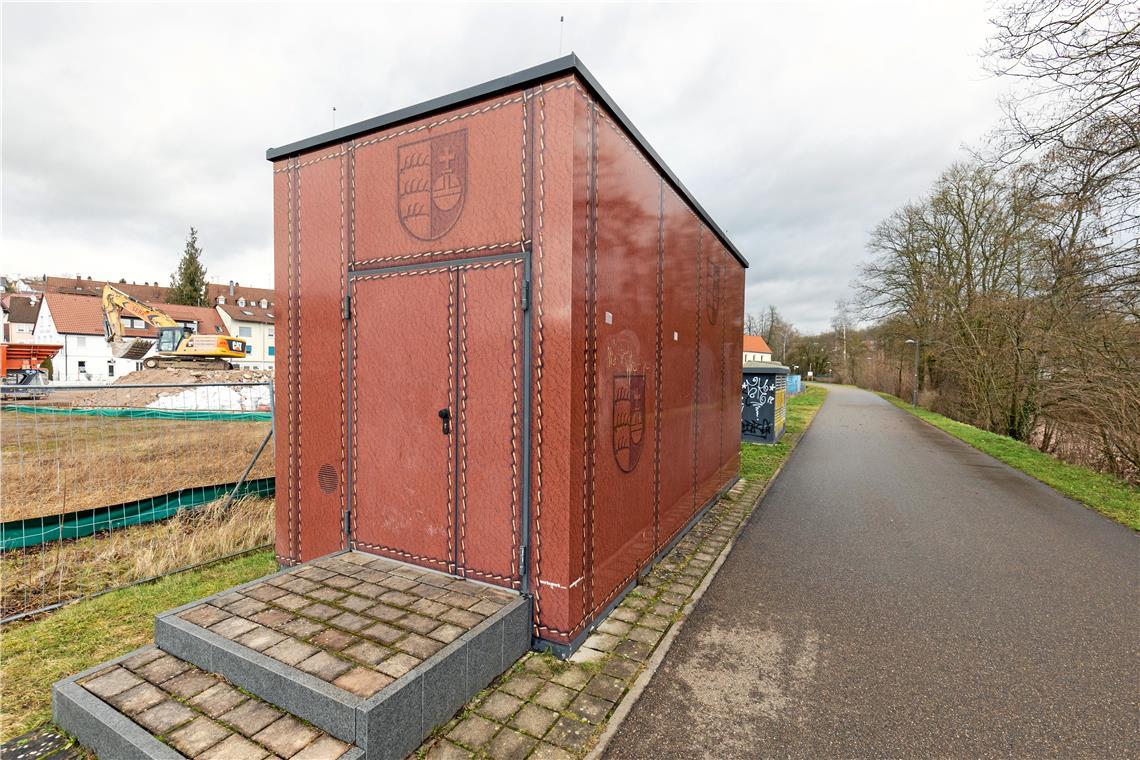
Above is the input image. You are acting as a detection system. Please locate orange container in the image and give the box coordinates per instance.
[268,55,747,652]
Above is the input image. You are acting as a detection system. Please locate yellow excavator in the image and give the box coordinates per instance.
[102,284,249,370]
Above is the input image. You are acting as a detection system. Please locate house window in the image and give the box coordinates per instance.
[217,295,226,305]
[259,299,268,308]
[238,326,252,338]
[107,361,115,377]
[237,297,246,307]
[76,335,86,347]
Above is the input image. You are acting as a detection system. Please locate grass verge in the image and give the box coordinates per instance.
[2,496,275,619]
[877,392,1139,531]
[740,384,828,482]
[0,549,276,742]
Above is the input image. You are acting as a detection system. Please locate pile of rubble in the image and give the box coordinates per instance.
[67,368,274,409]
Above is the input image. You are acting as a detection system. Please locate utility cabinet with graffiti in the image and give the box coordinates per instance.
[267,55,747,653]
[741,363,789,444]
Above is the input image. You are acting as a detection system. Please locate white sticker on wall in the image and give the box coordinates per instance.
[604,311,613,325]
[673,331,679,341]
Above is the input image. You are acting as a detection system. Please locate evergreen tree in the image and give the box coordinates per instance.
[168,227,209,306]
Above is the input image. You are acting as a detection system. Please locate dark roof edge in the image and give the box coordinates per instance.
[265,54,748,268]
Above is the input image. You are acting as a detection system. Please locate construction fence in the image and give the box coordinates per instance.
[0,381,276,622]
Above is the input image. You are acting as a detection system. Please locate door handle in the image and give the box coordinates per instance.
[438,407,451,435]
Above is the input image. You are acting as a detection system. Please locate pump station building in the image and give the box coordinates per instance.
[268,55,747,652]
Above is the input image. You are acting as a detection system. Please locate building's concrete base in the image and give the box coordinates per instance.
[54,552,531,760]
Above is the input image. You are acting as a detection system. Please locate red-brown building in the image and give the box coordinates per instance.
[268,55,747,652]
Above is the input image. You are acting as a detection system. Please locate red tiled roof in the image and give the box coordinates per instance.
[44,277,276,311]
[206,283,275,308]
[42,292,227,337]
[743,335,772,354]
[217,303,275,325]
[44,276,170,302]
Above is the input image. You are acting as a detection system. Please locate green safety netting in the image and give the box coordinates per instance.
[2,405,271,422]
[1,477,275,551]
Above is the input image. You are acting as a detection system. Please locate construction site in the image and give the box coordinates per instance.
[1,367,277,621]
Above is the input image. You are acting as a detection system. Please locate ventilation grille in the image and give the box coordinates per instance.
[317,464,338,494]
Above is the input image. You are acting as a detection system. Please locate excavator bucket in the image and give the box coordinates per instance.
[111,339,154,361]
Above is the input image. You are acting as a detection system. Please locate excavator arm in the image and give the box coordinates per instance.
[101,285,249,368]
[102,285,183,360]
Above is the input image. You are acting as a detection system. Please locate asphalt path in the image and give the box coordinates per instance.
[604,384,1139,758]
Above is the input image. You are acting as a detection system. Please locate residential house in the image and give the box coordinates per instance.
[30,275,276,371]
[210,282,275,369]
[743,334,773,363]
[2,294,42,344]
[33,292,227,382]
[44,275,170,302]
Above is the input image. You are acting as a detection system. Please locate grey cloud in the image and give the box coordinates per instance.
[3,2,1006,328]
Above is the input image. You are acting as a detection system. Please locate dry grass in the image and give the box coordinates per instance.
[1,549,276,743]
[1,496,274,618]
[1,411,273,521]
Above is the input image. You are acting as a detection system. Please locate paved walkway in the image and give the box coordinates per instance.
[605,385,1139,758]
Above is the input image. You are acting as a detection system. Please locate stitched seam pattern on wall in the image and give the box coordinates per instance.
[353,541,453,570]
[654,178,665,551]
[693,228,703,515]
[284,159,294,564]
[586,100,601,613]
[509,263,521,579]
[295,163,303,561]
[348,142,359,543]
[339,147,348,549]
[458,271,468,573]
[352,241,528,268]
[271,80,585,173]
[532,89,547,628]
[448,270,457,573]
[352,258,520,282]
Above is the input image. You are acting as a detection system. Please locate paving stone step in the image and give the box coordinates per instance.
[153,551,530,759]
[53,644,362,760]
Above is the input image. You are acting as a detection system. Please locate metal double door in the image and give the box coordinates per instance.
[349,256,525,588]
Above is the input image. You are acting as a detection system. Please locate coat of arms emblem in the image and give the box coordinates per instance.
[397,129,467,240]
[706,258,723,325]
[612,372,646,473]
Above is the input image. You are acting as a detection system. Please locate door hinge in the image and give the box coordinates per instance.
[521,281,531,312]
[343,295,352,320]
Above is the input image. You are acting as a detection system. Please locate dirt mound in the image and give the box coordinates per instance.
[65,368,274,408]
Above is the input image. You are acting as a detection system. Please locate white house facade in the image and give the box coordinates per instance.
[34,292,231,383]
[214,289,275,370]
[33,297,141,382]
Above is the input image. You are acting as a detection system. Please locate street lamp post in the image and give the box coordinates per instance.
[904,339,919,407]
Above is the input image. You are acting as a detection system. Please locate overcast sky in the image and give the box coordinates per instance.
[2,2,1008,332]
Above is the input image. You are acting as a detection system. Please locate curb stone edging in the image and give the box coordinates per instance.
[585,394,826,758]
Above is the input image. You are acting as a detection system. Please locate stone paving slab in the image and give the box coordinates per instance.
[54,644,360,760]
[163,553,516,701]
[411,477,764,759]
[155,552,529,759]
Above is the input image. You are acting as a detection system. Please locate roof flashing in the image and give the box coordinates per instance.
[266,54,747,268]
